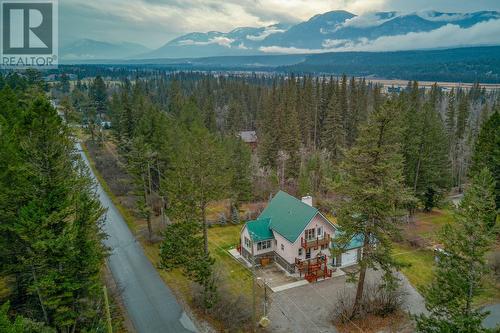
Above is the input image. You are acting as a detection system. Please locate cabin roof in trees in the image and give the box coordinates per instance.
[258,191,335,243]
[238,131,257,143]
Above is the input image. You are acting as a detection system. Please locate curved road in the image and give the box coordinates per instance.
[78,144,197,333]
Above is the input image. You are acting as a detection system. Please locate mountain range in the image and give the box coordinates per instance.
[61,10,500,61]
[60,39,150,60]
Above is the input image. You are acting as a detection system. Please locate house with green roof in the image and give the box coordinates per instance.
[239,191,363,274]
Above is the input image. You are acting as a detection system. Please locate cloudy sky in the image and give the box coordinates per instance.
[60,0,500,49]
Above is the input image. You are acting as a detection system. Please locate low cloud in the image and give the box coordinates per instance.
[246,26,287,41]
[260,19,500,53]
[178,36,234,47]
[342,12,397,28]
[61,0,500,49]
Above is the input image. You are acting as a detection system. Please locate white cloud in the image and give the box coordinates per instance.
[246,26,286,41]
[416,10,468,22]
[260,19,500,53]
[178,36,234,47]
[259,46,326,54]
[61,0,500,48]
[322,39,350,48]
[236,42,249,49]
[342,12,396,28]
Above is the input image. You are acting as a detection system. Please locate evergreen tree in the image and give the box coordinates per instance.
[0,93,106,331]
[321,82,345,162]
[333,99,410,318]
[90,76,107,119]
[60,73,70,94]
[0,302,54,333]
[164,125,229,254]
[228,138,252,209]
[469,111,500,209]
[415,168,498,332]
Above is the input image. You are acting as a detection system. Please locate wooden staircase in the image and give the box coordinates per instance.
[295,254,332,283]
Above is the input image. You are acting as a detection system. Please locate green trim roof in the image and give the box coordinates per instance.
[258,191,319,243]
[331,233,365,250]
[245,217,273,242]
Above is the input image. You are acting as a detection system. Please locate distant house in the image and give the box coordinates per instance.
[238,131,258,150]
[238,191,363,282]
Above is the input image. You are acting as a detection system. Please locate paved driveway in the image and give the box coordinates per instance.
[266,269,425,333]
[483,304,500,329]
[79,144,197,333]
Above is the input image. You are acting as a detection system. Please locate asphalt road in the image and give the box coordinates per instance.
[78,144,197,333]
[483,304,500,329]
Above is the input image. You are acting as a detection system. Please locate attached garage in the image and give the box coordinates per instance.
[341,249,358,267]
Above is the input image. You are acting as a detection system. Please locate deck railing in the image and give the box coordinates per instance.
[300,233,331,249]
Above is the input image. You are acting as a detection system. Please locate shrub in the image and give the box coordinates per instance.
[192,284,253,332]
[332,280,406,324]
[408,236,428,249]
[362,281,406,317]
[332,287,355,323]
[489,251,500,280]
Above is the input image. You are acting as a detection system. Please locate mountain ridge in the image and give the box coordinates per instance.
[137,10,499,59]
[61,10,500,60]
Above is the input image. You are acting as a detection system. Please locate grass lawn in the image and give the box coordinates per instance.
[404,209,454,244]
[397,209,500,302]
[392,243,435,292]
[0,276,12,301]
[208,224,255,297]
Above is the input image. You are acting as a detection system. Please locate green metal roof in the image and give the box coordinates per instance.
[245,217,273,242]
[258,191,319,243]
[331,232,365,250]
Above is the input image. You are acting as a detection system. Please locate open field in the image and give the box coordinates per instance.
[394,209,500,305]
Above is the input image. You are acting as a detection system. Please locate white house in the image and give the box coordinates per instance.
[238,191,363,281]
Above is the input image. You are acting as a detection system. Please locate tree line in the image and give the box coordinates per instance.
[0,74,109,332]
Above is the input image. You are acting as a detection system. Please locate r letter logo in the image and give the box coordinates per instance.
[1,0,58,68]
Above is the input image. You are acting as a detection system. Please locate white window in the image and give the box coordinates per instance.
[244,237,250,248]
[281,244,284,251]
[317,227,323,237]
[257,240,272,251]
[298,248,303,256]
[305,228,316,240]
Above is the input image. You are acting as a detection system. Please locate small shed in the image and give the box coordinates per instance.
[238,131,258,150]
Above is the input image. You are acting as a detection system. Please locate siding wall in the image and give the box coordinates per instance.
[240,225,275,256]
[273,213,337,267]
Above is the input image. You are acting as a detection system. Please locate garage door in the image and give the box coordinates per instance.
[342,249,358,266]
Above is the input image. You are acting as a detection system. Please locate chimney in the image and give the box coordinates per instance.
[301,195,313,207]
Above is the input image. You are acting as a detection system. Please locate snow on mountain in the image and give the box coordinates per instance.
[134,10,500,59]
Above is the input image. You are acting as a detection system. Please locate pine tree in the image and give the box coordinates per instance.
[0,94,106,331]
[412,102,451,210]
[90,76,107,119]
[164,125,229,254]
[415,168,498,332]
[333,99,410,318]
[469,110,500,209]
[0,302,54,333]
[228,138,252,209]
[445,88,456,137]
[321,82,345,162]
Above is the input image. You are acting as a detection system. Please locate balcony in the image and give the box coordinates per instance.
[300,233,331,250]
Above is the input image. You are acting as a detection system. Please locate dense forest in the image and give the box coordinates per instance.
[0,74,114,331]
[57,71,498,209]
[55,46,500,83]
[1,68,499,332]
